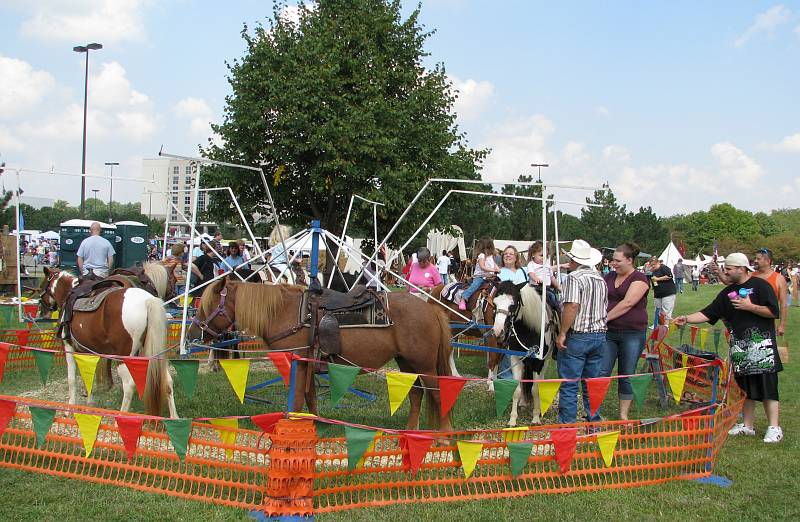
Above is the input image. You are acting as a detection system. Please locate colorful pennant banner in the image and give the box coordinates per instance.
[328,363,361,407]
[122,357,150,400]
[438,376,467,418]
[0,342,11,383]
[170,359,199,398]
[596,430,620,467]
[73,354,100,398]
[586,377,611,417]
[507,441,533,477]
[163,418,193,461]
[666,368,688,404]
[220,359,250,404]
[115,416,145,461]
[456,441,483,478]
[493,379,518,416]
[400,432,433,475]
[344,425,378,471]
[32,350,54,385]
[538,381,560,416]
[74,413,102,457]
[386,372,418,415]
[552,428,578,474]
[29,406,56,448]
[209,418,238,459]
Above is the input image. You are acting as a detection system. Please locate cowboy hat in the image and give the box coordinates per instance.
[562,239,603,267]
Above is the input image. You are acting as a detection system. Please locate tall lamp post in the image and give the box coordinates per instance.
[91,189,99,215]
[73,42,103,217]
[105,161,119,222]
[531,163,549,184]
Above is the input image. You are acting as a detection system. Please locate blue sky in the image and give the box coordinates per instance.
[1,1,799,217]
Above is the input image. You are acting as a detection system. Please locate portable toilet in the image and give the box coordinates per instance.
[115,220,149,268]
[59,219,116,269]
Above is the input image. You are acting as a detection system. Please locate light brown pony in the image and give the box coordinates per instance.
[39,267,178,418]
[188,279,454,431]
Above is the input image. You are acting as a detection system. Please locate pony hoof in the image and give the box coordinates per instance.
[507,420,518,428]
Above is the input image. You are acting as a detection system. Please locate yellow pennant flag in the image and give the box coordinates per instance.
[73,354,100,398]
[668,322,677,336]
[209,418,238,459]
[666,368,688,404]
[457,441,483,478]
[358,430,382,468]
[596,430,620,467]
[73,413,102,457]
[386,372,418,415]
[681,353,689,368]
[538,381,561,416]
[502,427,528,442]
[699,328,708,349]
[220,359,250,403]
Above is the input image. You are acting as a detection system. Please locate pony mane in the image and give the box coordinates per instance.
[234,282,285,335]
[199,278,226,318]
[519,284,544,334]
[143,262,167,298]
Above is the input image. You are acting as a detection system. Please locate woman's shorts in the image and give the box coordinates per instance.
[734,372,779,402]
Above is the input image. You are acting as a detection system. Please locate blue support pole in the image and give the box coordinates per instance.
[309,220,321,282]
[286,359,298,412]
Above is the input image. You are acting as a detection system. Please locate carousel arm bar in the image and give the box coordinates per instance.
[428,177,610,192]
[321,233,354,291]
[328,195,356,289]
[10,166,156,184]
[322,230,388,293]
[539,190,548,359]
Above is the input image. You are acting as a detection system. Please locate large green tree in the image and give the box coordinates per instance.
[202,0,485,247]
[579,185,628,249]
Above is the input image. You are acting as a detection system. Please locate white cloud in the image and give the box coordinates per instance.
[0,126,25,152]
[0,55,56,119]
[449,75,494,121]
[602,145,631,162]
[479,114,555,183]
[594,105,610,117]
[15,0,149,43]
[91,61,149,109]
[735,4,792,47]
[562,142,589,167]
[760,133,800,152]
[173,97,215,139]
[711,142,764,188]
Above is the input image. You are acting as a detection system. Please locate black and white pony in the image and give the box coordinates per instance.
[491,281,560,426]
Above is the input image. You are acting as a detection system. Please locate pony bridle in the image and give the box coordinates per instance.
[495,296,521,345]
[190,287,236,339]
[39,273,61,313]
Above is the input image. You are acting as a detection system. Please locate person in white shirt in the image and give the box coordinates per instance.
[436,250,451,284]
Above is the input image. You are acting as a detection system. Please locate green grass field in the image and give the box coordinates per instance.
[1,284,798,521]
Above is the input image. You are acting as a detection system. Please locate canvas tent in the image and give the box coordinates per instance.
[658,242,683,270]
[427,226,467,262]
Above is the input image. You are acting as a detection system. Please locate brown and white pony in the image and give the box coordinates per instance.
[39,266,178,417]
[188,279,454,431]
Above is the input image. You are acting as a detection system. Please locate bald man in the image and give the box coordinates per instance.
[76,222,115,278]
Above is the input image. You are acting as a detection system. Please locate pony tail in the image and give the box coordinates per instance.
[142,297,167,416]
[426,309,453,429]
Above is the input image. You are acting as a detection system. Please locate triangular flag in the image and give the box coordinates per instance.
[456,441,483,478]
[679,324,685,343]
[585,377,611,417]
[666,368,688,404]
[507,441,533,478]
[220,359,250,403]
[73,354,100,398]
[15,330,29,346]
[115,416,144,461]
[551,428,578,474]
[596,430,620,467]
[328,363,361,407]
[170,359,199,398]
[538,381,561,416]
[493,379,518,417]
[32,350,55,385]
[0,342,10,383]
[386,372,418,415]
[502,427,528,442]
[699,328,708,349]
[163,418,193,461]
[266,352,293,388]
[122,357,150,400]
[681,353,689,368]
[713,329,721,351]
[344,426,378,471]
[251,412,283,434]
[629,373,653,409]
[668,322,677,336]
[73,413,102,457]
[438,376,467,418]
[29,406,56,448]
[0,399,16,436]
[690,326,698,346]
[724,329,731,343]
[400,432,434,475]
[209,418,238,459]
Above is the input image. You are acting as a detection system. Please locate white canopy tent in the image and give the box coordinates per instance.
[494,239,534,257]
[658,241,684,270]
[426,226,467,261]
[37,231,59,240]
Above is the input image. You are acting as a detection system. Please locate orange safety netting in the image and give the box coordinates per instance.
[0,329,65,371]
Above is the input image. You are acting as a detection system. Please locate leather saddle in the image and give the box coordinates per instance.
[442,279,495,312]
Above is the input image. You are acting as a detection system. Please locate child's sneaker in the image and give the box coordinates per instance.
[763,425,783,443]
[728,423,755,436]
[457,300,467,311]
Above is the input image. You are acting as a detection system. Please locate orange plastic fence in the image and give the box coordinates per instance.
[0,327,744,517]
[0,329,65,371]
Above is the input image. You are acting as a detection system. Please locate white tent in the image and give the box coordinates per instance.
[658,241,683,270]
[427,226,467,262]
[38,231,59,240]
[495,239,534,257]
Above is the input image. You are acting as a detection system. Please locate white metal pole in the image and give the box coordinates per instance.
[161,191,171,259]
[328,195,355,289]
[15,170,23,322]
[553,202,561,282]
[178,162,202,355]
[539,191,547,359]
[225,187,263,258]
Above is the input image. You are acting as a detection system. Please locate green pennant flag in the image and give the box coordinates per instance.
[494,379,518,417]
[170,360,199,398]
[507,441,534,478]
[713,329,721,351]
[29,407,56,448]
[163,418,193,461]
[328,363,361,407]
[678,324,685,343]
[344,425,377,471]
[32,350,55,385]
[629,374,653,410]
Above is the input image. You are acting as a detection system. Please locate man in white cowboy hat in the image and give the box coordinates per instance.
[555,239,608,425]
[675,252,783,443]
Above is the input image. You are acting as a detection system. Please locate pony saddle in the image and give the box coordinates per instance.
[442,280,495,312]
[58,274,146,339]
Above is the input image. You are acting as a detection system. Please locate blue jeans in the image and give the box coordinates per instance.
[602,330,647,400]
[497,355,512,378]
[557,331,605,424]
[675,277,684,293]
[462,276,487,301]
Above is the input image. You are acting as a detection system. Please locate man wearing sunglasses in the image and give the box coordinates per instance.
[675,253,783,443]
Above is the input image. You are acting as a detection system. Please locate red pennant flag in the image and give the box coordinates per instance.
[251,412,284,434]
[400,432,434,475]
[648,328,659,341]
[585,377,611,417]
[551,428,579,474]
[115,416,145,461]
[690,326,698,345]
[724,329,731,343]
[0,342,10,383]
[0,399,16,436]
[15,330,29,346]
[122,357,150,400]
[655,325,668,342]
[438,376,467,418]
[266,352,294,388]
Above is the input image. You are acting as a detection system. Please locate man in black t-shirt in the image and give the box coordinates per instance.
[650,258,677,322]
[674,253,783,443]
[190,246,218,297]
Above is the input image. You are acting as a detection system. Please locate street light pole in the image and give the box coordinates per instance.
[530,163,549,184]
[105,161,119,222]
[91,189,99,215]
[74,42,103,217]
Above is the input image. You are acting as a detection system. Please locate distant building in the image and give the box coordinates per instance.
[140,158,216,234]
